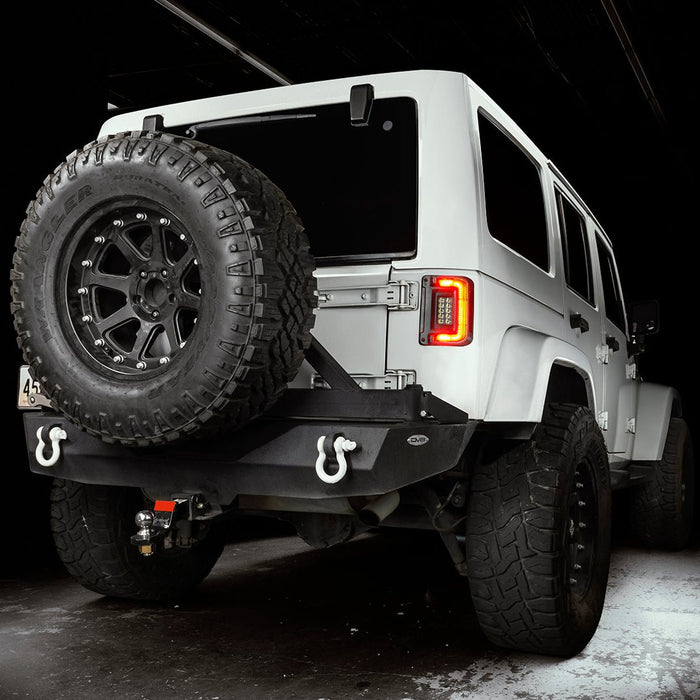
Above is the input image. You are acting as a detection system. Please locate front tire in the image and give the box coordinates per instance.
[465,404,612,657]
[50,478,225,600]
[629,417,695,549]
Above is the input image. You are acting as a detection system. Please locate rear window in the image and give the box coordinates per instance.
[176,97,418,264]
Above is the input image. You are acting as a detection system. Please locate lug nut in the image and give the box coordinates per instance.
[94,235,105,244]
[577,544,585,551]
[112,219,123,228]
[578,500,586,507]
[113,354,124,364]
[576,482,584,489]
[569,577,577,585]
[161,269,168,277]
[136,212,147,221]
[81,315,93,323]
[574,563,582,570]
[152,311,159,318]
[159,217,170,226]
[159,356,170,365]
[140,271,148,278]
[78,287,88,295]
[136,361,147,370]
[179,234,187,241]
[81,259,92,268]
[94,338,105,347]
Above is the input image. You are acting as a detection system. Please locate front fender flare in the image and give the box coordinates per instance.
[632,383,681,461]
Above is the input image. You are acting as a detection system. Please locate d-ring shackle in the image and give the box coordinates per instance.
[315,435,357,484]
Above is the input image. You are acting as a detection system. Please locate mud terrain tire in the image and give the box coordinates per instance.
[629,417,695,549]
[465,403,612,657]
[11,131,316,446]
[50,478,225,600]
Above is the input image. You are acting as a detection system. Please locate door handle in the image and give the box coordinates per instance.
[570,313,589,333]
[606,334,620,352]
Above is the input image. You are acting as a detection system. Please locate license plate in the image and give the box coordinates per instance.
[17,365,50,409]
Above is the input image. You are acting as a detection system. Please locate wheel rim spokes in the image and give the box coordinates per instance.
[69,206,201,375]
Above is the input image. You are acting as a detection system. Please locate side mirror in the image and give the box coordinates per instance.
[628,300,659,354]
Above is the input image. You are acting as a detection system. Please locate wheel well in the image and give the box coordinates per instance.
[544,364,590,408]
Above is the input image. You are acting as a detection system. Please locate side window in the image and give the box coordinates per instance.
[596,236,626,331]
[556,191,594,305]
[478,113,548,271]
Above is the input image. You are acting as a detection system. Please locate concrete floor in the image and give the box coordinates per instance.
[2,515,699,700]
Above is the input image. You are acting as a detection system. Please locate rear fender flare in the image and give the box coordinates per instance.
[484,327,596,423]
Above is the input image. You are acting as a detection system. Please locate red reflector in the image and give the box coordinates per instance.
[420,275,473,346]
[154,500,176,512]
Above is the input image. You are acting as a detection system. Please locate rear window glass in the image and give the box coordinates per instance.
[175,97,418,264]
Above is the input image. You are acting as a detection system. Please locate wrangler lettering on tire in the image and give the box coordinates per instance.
[11,131,316,446]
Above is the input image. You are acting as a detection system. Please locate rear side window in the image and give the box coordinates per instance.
[596,236,626,330]
[478,113,548,271]
[557,192,594,305]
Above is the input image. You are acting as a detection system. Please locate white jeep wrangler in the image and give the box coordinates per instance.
[12,69,694,657]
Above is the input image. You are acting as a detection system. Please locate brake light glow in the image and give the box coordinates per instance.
[420,275,473,346]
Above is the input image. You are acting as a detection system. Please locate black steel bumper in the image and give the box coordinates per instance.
[24,387,477,503]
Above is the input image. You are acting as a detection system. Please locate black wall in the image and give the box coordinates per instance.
[8,4,107,570]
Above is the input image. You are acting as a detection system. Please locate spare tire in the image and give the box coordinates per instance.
[11,130,316,446]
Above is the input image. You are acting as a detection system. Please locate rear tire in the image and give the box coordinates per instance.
[629,417,695,549]
[465,404,612,657]
[50,478,225,601]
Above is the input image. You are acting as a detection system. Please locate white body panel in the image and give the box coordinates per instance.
[100,69,673,462]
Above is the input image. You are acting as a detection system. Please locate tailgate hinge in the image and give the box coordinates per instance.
[318,281,418,310]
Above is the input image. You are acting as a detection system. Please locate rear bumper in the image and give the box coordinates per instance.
[24,387,477,503]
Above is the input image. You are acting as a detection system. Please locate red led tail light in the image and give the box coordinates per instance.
[419,275,474,346]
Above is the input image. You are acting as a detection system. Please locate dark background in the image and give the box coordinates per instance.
[8,1,695,566]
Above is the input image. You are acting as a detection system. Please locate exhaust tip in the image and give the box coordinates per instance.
[358,491,400,527]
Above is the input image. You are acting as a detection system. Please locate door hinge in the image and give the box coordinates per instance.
[626,417,636,434]
[597,411,609,431]
[596,344,610,365]
[317,281,418,310]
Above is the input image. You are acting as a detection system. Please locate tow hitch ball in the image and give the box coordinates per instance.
[130,496,216,556]
[131,510,158,556]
